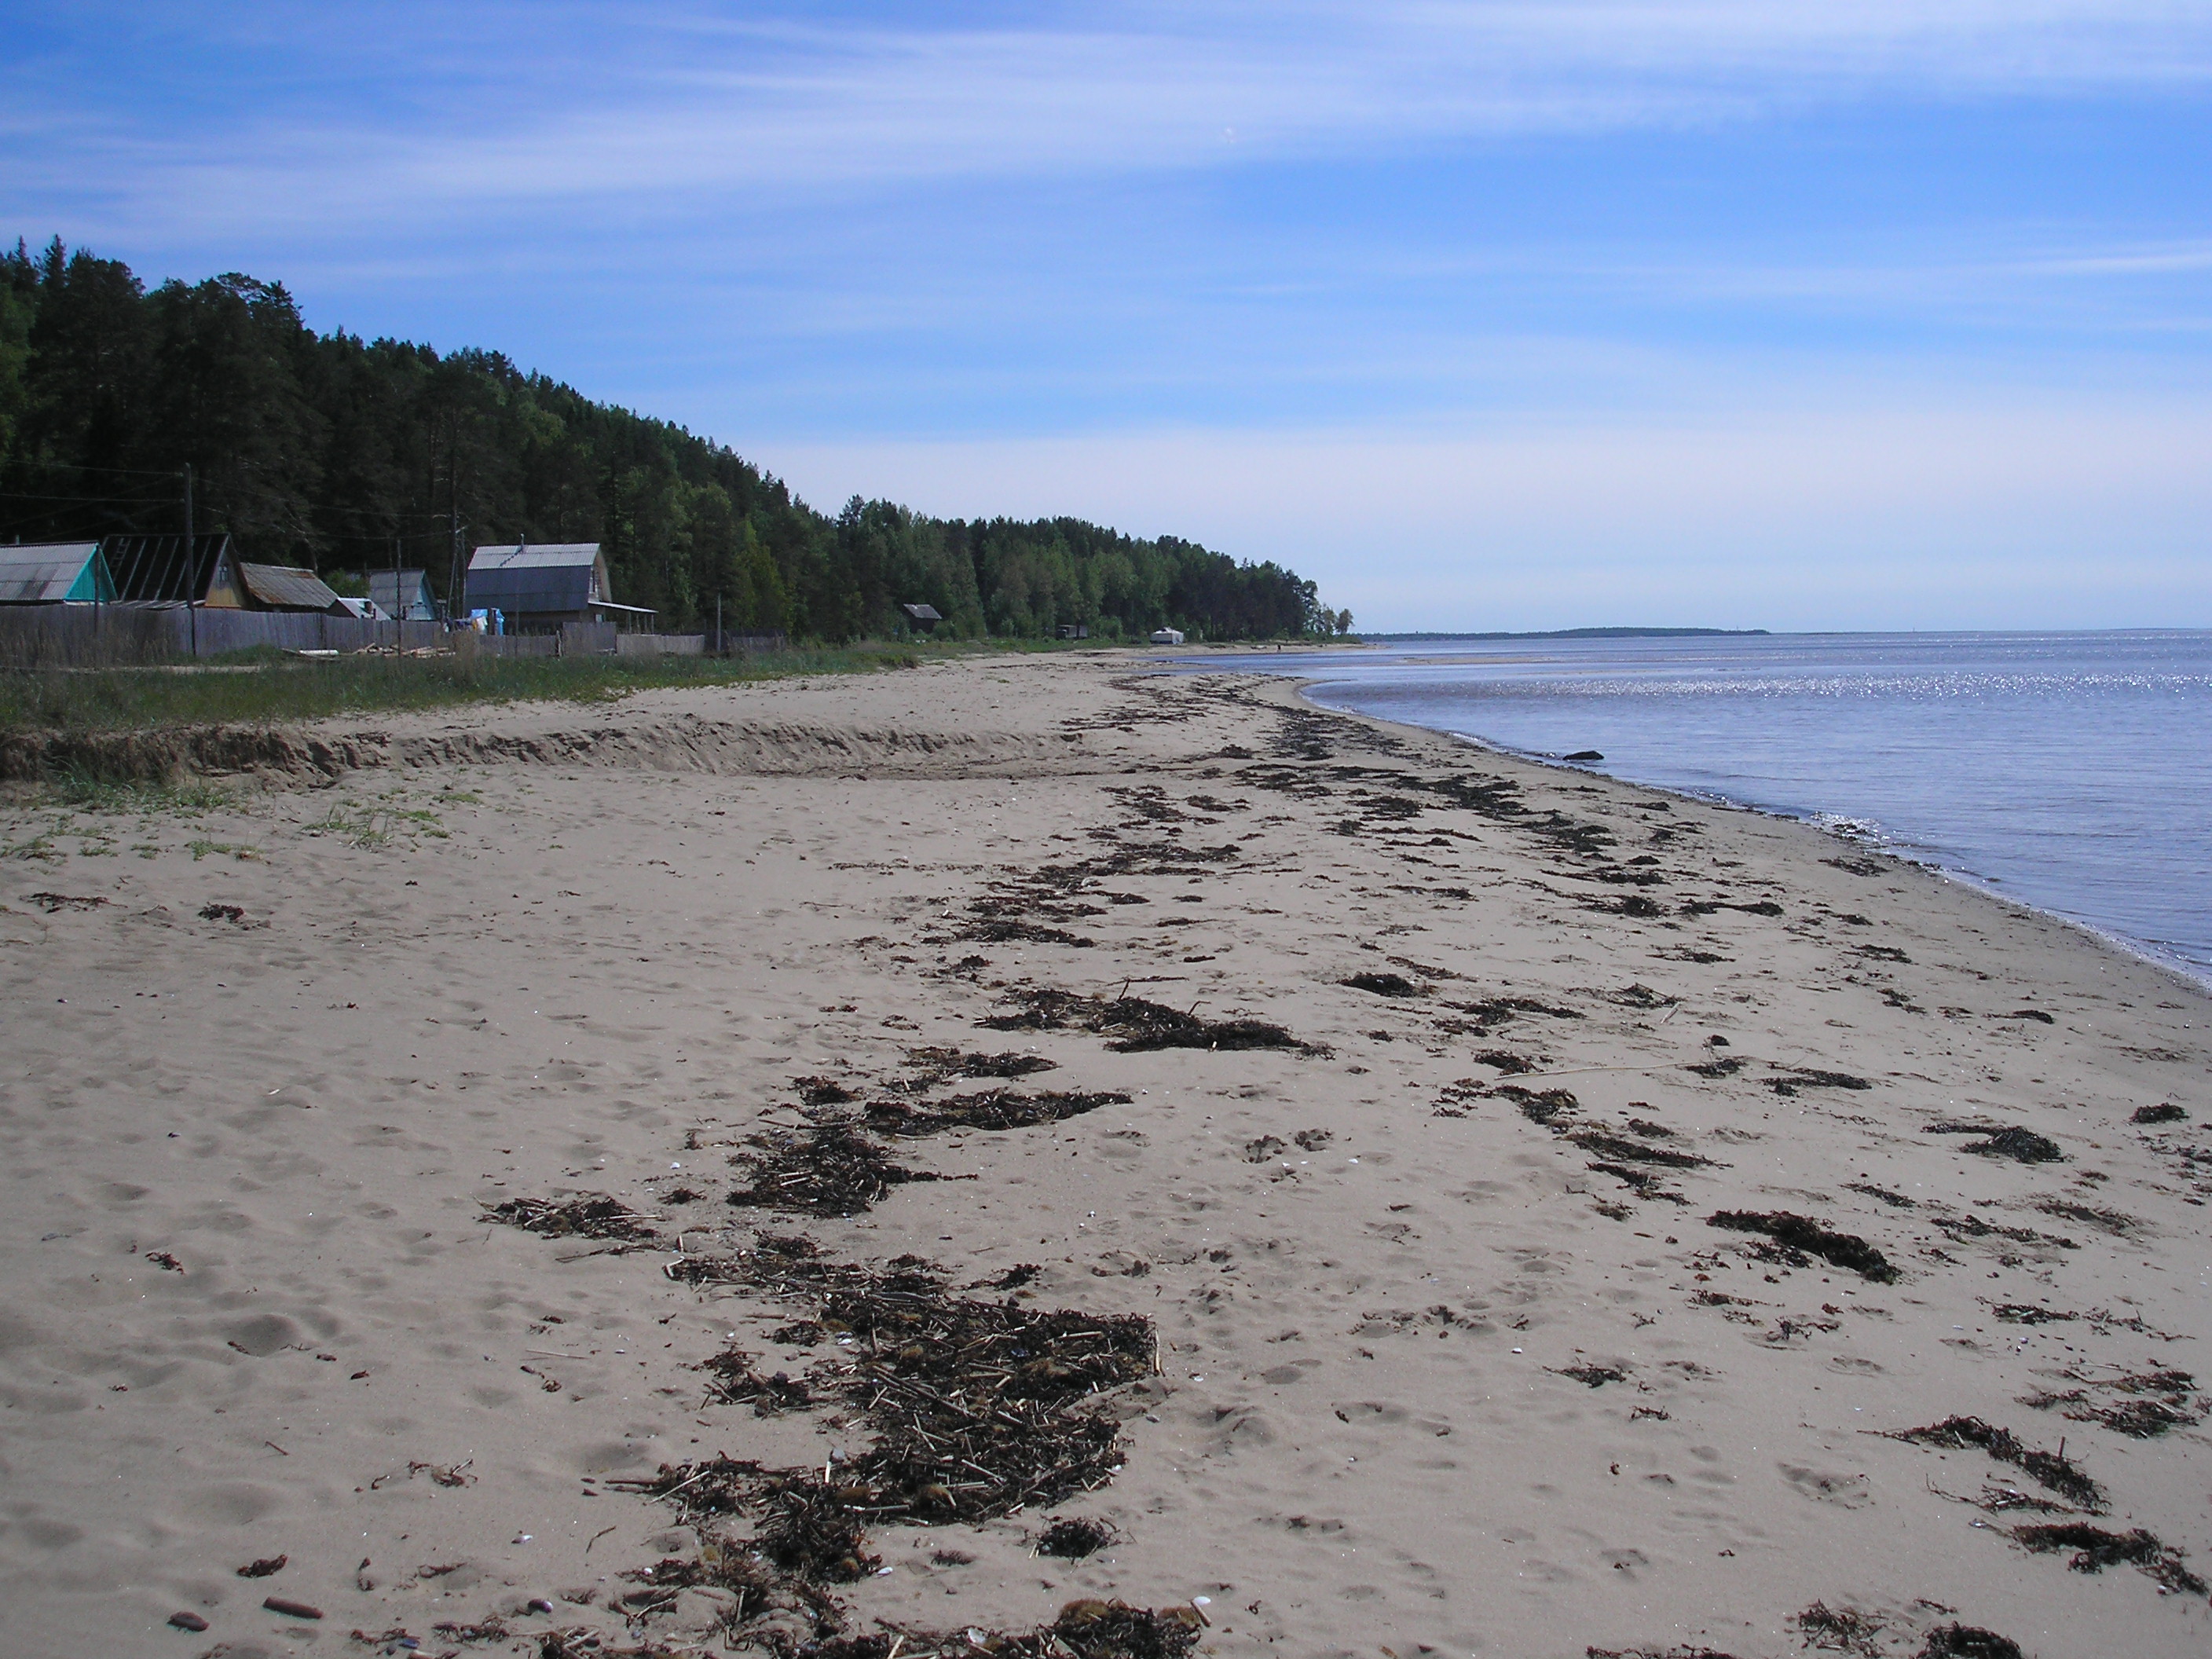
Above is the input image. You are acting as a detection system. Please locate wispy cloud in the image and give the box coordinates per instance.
[11,1,2212,239]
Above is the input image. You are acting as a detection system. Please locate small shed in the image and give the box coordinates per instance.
[1056,623,1090,640]
[900,602,943,632]
[467,542,654,632]
[104,534,247,606]
[1148,627,1185,646]
[0,542,116,603]
[238,562,349,614]
[369,568,440,622]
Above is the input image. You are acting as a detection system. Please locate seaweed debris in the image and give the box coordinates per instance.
[755,1477,883,1581]
[2020,1368,2203,1438]
[1498,1085,1579,1125]
[485,1194,660,1243]
[646,1247,1155,1529]
[1551,1363,1628,1387]
[1034,1517,1119,1558]
[1706,1211,1897,1282]
[2132,1102,2188,1126]
[1846,1182,1916,1208]
[982,987,1307,1053]
[1928,1210,2077,1251]
[1567,1129,1713,1169]
[1342,972,1424,998]
[2033,1199,2136,1236]
[1888,1416,2104,1511]
[1763,1068,1872,1097]
[608,1245,1169,1654]
[1926,1123,2064,1163]
[796,1077,862,1107]
[1002,1599,1202,1659]
[1917,1627,2023,1659]
[701,1350,815,1415]
[866,1090,1130,1137]
[1793,1602,1883,1655]
[1473,1048,1540,1074]
[727,1127,941,1217]
[903,1047,1060,1086]
[2012,1523,2205,1593]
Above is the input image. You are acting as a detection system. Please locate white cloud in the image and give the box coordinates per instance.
[16,0,2212,240]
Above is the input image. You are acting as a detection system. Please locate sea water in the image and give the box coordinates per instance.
[1221,631,2212,987]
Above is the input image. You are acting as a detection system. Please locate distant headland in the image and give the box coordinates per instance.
[1362,627,1771,641]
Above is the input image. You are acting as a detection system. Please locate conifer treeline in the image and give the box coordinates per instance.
[0,240,1349,640]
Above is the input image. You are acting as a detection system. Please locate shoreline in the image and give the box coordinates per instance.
[1284,674,2212,998]
[2,651,2208,1657]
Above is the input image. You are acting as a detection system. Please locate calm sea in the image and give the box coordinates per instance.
[1219,632,2212,987]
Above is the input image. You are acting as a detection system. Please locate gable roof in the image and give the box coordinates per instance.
[104,534,234,602]
[0,542,114,603]
[467,542,617,614]
[469,542,602,571]
[238,562,343,612]
[369,568,438,619]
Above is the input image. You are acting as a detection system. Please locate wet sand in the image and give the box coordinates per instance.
[2,652,2208,1658]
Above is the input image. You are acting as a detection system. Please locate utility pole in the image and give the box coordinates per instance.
[449,427,466,624]
[393,534,403,652]
[451,515,465,627]
[716,591,723,656]
[182,463,196,660]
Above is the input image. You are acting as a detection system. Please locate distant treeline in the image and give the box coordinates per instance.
[0,240,1346,641]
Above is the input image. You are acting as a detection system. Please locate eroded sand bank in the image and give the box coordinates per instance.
[2,653,2207,1658]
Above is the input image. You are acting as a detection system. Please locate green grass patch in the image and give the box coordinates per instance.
[306,799,447,850]
[0,642,937,741]
[39,767,240,816]
[185,838,262,862]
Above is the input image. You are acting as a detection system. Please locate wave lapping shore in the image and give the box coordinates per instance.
[2,654,2207,1657]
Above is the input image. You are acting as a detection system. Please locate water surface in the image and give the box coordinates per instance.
[1217,632,2212,987]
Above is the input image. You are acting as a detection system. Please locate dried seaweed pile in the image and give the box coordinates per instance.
[899,1047,1060,1087]
[1762,1068,1871,1097]
[1928,1122,2064,1163]
[1342,971,1424,997]
[1481,1082,1714,1206]
[2022,1367,2205,1439]
[2012,1523,2206,1594]
[865,1089,1131,1136]
[606,1245,1169,1654]
[727,1126,942,1217]
[484,1194,661,1242]
[1706,1210,1898,1282]
[650,1249,1154,1537]
[981,986,1307,1053]
[1431,994,1584,1040]
[1888,1416,2105,1511]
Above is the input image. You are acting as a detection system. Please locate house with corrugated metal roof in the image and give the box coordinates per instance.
[104,533,248,607]
[237,562,350,614]
[368,568,440,622]
[465,541,655,632]
[0,542,116,604]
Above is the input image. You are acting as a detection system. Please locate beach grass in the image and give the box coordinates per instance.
[0,641,950,742]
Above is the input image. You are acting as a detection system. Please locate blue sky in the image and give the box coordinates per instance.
[5,1,2210,630]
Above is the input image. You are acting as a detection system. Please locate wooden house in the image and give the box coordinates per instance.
[0,542,116,604]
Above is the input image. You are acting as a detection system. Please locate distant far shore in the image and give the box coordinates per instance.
[1357,626,1771,641]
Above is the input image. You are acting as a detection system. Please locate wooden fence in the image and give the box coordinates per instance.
[0,607,719,669]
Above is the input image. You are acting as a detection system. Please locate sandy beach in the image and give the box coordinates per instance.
[2,650,2207,1659]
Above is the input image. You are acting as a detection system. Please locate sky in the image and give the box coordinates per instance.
[5,1,2210,631]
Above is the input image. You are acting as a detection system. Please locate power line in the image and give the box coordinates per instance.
[0,457,186,478]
